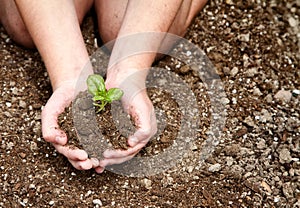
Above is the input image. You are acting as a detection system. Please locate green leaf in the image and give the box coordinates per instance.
[87,74,105,96]
[106,88,124,102]
[92,95,106,101]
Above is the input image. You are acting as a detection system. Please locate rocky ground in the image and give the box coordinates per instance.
[0,0,299,207]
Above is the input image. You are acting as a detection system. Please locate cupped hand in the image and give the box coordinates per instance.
[41,81,104,173]
[99,70,158,167]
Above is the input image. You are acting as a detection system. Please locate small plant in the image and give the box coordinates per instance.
[87,74,124,112]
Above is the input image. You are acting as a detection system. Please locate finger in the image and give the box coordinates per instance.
[42,90,72,145]
[68,159,93,170]
[42,105,67,145]
[69,158,101,171]
[90,158,100,168]
[95,166,105,174]
[99,152,137,167]
[102,98,156,159]
[128,127,154,147]
[128,105,157,147]
[103,143,145,159]
[53,144,88,161]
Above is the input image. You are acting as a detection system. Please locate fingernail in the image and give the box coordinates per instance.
[91,158,100,166]
[129,136,138,145]
[96,167,105,174]
[55,136,64,144]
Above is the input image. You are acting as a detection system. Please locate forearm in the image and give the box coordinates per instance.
[106,0,187,87]
[15,0,90,90]
[121,0,183,34]
[112,0,182,67]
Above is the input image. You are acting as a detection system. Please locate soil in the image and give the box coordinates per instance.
[1,0,300,207]
[59,88,181,158]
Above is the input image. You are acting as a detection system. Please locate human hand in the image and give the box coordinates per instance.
[99,70,158,167]
[41,81,104,173]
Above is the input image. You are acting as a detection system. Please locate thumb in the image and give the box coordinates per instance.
[42,87,74,145]
[128,109,157,147]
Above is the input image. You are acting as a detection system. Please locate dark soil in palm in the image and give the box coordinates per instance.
[59,88,181,159]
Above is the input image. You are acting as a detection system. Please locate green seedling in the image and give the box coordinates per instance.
[87,74,124,112]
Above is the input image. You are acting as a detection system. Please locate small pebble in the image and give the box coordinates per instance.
[179,65,190,73]
[230,67,239,77]
[187,166,194,173]
[224,144,240,157]
[93,199,103,206]
[292,89,300,96]
[225,0,234,5]
[239,33,250,42]
[19,100,27,108]
[244,116,255,127]
[261,181,272,193]
[226,157,234,166]
[279,148,292,164]
[186,51,192,56]
[257,139,266,149]
[282,182,294,199]
[274,197,280,203]
[260,109,272,123]
[191,145,198,151]
[19,153,26,159]
[208,163,221,172]
[265,94,273,103]
[274,90,292,102]
[141,178,152,189]
[245,67,258,77]
[288,17,298,27]
[221,97,230,105]
[29,184,36,189]
[0,33,8,39]
[253,87,263,96]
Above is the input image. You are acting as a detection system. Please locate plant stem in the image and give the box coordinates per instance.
[94,100,108,113]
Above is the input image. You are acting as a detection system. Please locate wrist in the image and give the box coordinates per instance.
[52,79,76,91]
[105,65,149,87]
[50,63,93,91]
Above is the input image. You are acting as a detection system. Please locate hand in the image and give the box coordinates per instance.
[41,81,104,173]
[99,70,158,167]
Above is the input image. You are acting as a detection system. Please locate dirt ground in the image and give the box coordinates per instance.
[0,0,299,207]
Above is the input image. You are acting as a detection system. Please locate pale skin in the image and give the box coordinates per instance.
[0,0,207,173]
